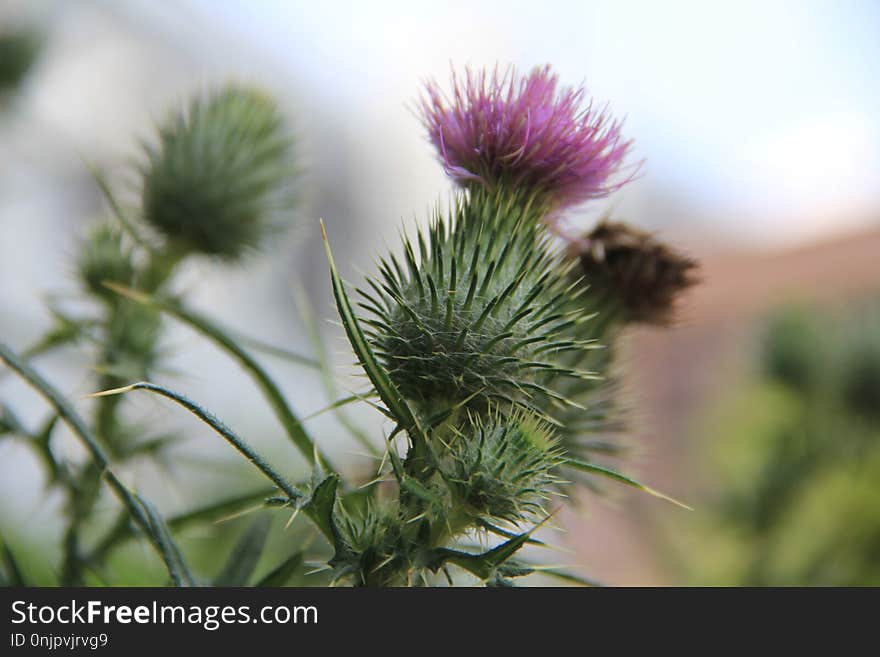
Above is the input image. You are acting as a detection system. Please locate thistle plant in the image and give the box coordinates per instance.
[2,83,300,585]
[1,64,698,587]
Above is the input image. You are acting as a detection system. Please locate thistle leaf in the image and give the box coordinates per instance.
[89,487,277,562]
[0,342,194,586]
[292,282,379,456]
[89,381,305,504]
[256,551,306,586]
[539,568,603,587]
[565,458,691,509]
[101,283,328,469]
[321,221,428,447]
[214,515,272,586]
[135,494,196,587]
[1,540,26,586]
[84,160,150,248]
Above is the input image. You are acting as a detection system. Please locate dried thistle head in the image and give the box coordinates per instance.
[420,65,635,211]
[571,220,699,326]
[140,84,297,260]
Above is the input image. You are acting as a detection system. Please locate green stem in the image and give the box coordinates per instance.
[95,382,305,503]
[86,486,277,564]
[0,342,194,586]
[104,284,330,470]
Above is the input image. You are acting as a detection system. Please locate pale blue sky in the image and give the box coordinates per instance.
[191,0,880,245]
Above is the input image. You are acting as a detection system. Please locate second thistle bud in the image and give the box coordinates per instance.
[140,85,296,260]
[440,411,562,525]
[77,223,136,300]
[570,221,699,326]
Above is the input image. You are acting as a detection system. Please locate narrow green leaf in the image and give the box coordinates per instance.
[231,332,320,369]
[1,540,26,586]
[0,404,25,437]
[256,551,305,586]
[17,308,88,362]
[320,221,428,447]
[135,494,195,587]
[0,342,192,586]
[302,394,366,421]
[214,515,272,586]
[83,159,150,247]
[102,283,328,469]
[169,488,279,530]
[90,381,304,504]
[565,458,692,509]
[540,568,603,587]
[89,487,277,562]
[292,282,379,457]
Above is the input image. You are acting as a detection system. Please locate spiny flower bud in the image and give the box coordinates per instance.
[420,65,634,210]
[331,502,408,587]
[570,221,699,326]
[360,189,593,416]
[440,411,563,525]
[141,84,296,260]
[77,223,136,300]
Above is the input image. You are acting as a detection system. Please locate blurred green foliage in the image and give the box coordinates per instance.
[0,29,40,100]
[675,302,880,585]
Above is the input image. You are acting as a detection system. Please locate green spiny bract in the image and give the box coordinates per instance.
[360,188,594,420]
[141,84,296,260]
[439,410,563,525]
[330,502,423,587]
[324,412,565,586]
[77,223,136,300]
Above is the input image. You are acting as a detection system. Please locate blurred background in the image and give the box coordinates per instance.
[1,0,878,585]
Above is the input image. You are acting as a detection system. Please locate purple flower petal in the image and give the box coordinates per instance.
[420,65,637,210]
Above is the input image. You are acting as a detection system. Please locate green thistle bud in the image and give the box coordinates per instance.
[77,223,136,300]
[332,502,414,587]
[141,84,296,259]
[439,411,562,525]
[361,189,592,417]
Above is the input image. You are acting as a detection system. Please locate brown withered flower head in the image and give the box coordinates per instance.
[570,221,700,326]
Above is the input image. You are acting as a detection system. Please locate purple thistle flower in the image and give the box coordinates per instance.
[420,65,636,210]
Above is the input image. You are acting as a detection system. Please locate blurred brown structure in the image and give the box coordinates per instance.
[565,223,880,585]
